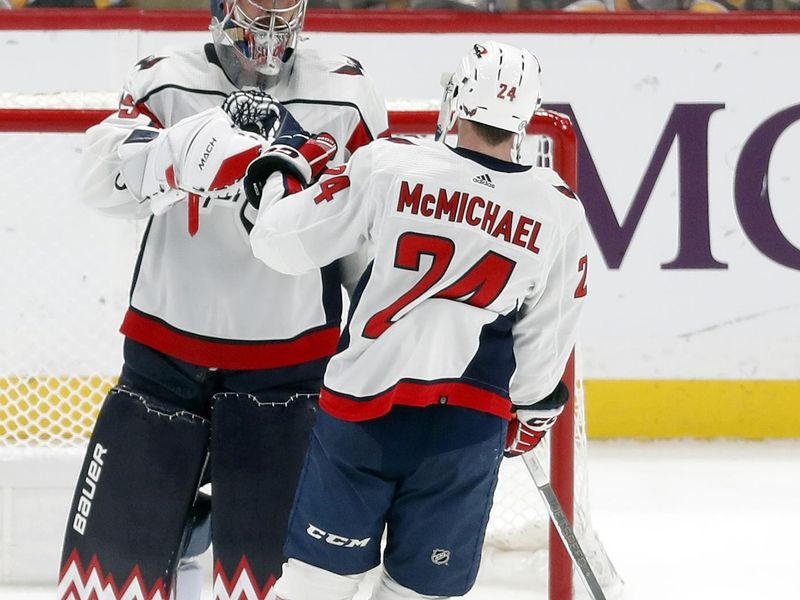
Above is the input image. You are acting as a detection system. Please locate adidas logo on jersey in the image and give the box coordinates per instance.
[473,173,495,188]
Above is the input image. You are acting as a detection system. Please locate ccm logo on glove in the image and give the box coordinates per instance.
[504,381,569,458]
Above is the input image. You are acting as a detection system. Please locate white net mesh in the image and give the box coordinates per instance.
[0,130,139,451]
[481,374,623,597]
[0,91,119,109]
[0,94,621,597]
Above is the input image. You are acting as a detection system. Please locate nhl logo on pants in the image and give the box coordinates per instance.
[430,549,450,566]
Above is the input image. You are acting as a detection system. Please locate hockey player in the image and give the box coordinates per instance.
[245,41,588,600]
[56,0,388,598]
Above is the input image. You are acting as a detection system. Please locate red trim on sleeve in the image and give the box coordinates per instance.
[345,119,373,156]
[134,101,165,130]
[121,309,339,370]
[320,381,513,422]
[284,173,304,196]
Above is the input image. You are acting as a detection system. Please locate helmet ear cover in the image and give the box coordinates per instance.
[434,72,460,143]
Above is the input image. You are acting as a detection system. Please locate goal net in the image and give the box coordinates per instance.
[0,94,621,599]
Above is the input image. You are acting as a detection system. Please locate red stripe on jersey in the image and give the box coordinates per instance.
[134,101,164,130]
[121,309,339,370]
[345,119,373,155]
[320,381,513,422]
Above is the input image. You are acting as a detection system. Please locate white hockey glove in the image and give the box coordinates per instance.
[118,107,266,215]
[245,132,338,193]
[504,382,569,458]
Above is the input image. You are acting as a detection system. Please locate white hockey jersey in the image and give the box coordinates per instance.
[251,138,589,420]
[79,44,388,375]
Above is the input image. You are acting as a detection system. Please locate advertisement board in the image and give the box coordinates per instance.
[2,12,799,437]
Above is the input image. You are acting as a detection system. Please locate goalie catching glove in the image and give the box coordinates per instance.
[221,90,294,142]
[118,106,266,214]
[504,381,569,458]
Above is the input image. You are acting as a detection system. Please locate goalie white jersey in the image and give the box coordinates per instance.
[251,138,589,420]
[78,44,388,373]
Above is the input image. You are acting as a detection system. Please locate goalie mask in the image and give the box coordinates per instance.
[435,41,542,163]
[210,0,307,88]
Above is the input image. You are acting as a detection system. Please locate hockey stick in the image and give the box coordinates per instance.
[522,450,607,600]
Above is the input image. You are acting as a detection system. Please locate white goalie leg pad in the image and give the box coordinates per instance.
[370,569,447,600]
[271,559,365,600]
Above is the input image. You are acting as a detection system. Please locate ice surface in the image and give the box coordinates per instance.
[6,439,799,600]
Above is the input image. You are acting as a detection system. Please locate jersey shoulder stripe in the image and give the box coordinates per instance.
[289,49,389,140]
[123,44,232,104]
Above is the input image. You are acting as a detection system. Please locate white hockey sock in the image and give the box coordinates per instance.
[271,558,365,600]
[369,569,447,600]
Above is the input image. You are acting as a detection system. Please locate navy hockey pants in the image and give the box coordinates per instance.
[283,404,507,597]
[119,337,324,415]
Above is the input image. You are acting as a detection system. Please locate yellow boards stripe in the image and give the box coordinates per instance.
[1,377,799,441]
[585,380,800,440]
[0,376,114,442]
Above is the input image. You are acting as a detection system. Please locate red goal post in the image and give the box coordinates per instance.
[0,104,618,599]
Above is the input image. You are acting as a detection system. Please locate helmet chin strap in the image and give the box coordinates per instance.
[434,74,457,143]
